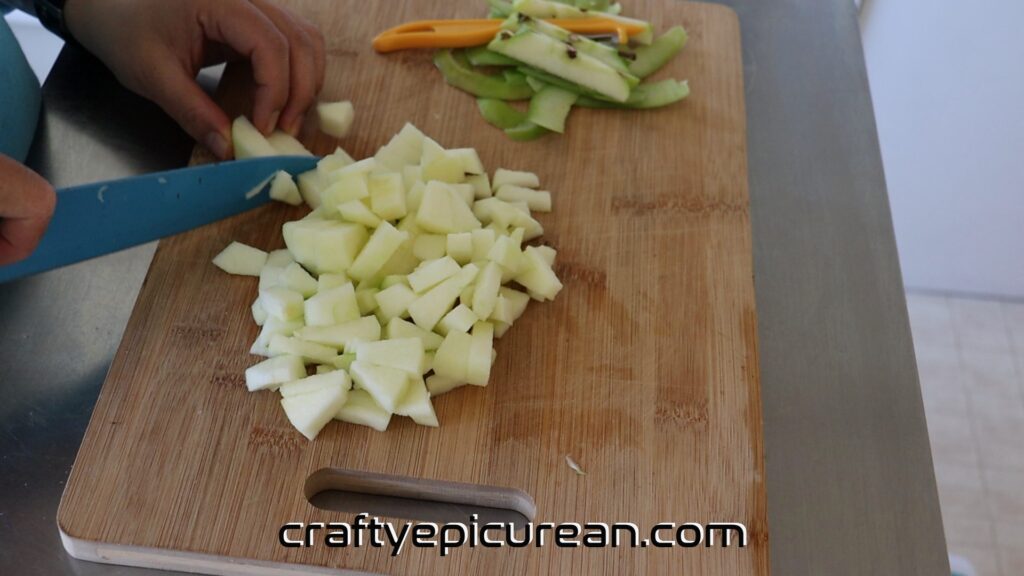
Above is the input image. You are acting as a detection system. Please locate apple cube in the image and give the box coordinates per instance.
[259,287,304,321]
[432,331,472,382]
[297,169,327,209]
[374,283,418,321]
[266,132,312,157]
[251,297,268,326]
[245,355,306,391]
[338,199,382,228]
[466,321,494,386]
[347,222,409,281]
[384,317,444,351]
[413,234,447,261]
[472,262,503,319]
[407,263,479,331]
[467,173,492,199]
[356,288,380,315]
[369,173,407,220]
[336,389,392,432]
[407,256,460,293]
[495,185,552,212]
[281,378,348,440]
[317,100,355,138]
[268,334,338,364]
[318,273,349,291]
[304,283,360,326]
[395,378,439,427]
[446,233,473,264]
[471,229,497,262]
[280,370,351,398]
[437,304,479,336]
[269,171,303,206]
[448,148,485,175]
[492,168,540,190]
[232,116,277,159]
[374,123,425,171]
[349,360,409,412]
[355,338,424,377]
[281,262,318,297]
[426,374,465,397]
[282,220,368,274]
[213,241,267,276]
[331,351,355,368]
[296,315,381,349]
[515,246,564,301]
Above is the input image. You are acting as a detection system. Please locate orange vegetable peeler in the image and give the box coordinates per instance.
[372,17,645,53]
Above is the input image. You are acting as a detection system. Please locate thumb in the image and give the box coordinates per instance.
[0,156,57,265]
[138,58,234,159]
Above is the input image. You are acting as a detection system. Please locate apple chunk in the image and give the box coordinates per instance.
[213,242,267,276]
[245,355,306,391]
[281,378,349,440]
[349,361,409,413]
[317,100,355,138]
[336,389,392,431]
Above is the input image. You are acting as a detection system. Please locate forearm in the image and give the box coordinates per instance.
[1,1,38,16]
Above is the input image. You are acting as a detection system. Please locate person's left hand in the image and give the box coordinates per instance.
[64,0,326,159]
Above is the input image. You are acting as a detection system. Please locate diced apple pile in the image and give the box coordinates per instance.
[213,120,563,440]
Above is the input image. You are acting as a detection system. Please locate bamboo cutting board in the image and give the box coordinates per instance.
[58,1,767,574]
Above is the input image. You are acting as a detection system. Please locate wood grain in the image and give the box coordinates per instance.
[58,1,767,574]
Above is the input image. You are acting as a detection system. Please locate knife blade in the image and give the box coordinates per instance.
[0,156,320,283]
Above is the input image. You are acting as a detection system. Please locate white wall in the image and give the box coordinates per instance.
[4,11,63,82]
[861,0,1024,299]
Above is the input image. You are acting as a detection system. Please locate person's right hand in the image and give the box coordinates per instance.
[0,155,57,266]
[65,0,326,160]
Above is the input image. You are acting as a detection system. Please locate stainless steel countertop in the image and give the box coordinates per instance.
[0,1,950,574]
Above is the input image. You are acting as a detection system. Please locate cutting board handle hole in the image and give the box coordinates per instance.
[305,468,536,527]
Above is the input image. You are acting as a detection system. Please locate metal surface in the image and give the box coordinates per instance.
[0,2,950,574]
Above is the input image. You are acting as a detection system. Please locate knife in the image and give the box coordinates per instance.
[0,156,320,283]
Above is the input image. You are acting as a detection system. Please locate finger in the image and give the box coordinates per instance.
[304,22,327,95]
[0,156,57,265]
[199,0,290,134]
[133,54,234,159]
[249,0,321,136]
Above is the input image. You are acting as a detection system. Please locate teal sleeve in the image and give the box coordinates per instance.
[0,16,42,162]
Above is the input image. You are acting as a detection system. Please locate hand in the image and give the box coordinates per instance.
[0,155,57,266]
[65,0,326,159]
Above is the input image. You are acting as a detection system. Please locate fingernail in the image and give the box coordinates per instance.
[205,132,231,159]
[266,110,281,134]
[286,115,304,137]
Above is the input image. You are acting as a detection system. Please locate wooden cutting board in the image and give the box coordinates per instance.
[58,1,767,574]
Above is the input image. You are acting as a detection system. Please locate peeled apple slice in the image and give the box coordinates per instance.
[232,116,277,159]
[268,334,338,365]
[425,374,465,397]
[213,242,267,276]
[296,315,381,349]
[317,100,355,138]
[347,222,409,281]
[394,378,439,427]
[279,370,350,398]
[349,361,409,413]
[385,317,444,351]
[355,337,424,377]
[267,132,314,156]
[336,389,392,431]
[281,379,348,440]
[245,355,306,391]
[304,283,360,326]
[492,169,540,190]
[270,171,303,206]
